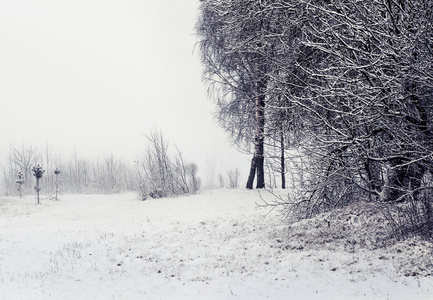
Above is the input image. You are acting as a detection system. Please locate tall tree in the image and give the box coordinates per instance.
[264,0,433,236]
[197,0,299,188]
[197,0,256,187]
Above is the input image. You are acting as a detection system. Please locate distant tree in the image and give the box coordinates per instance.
[187,163,201,193]
[32,165,44,204]
[205,156,217,189]
[54,168,60,200]
[227,168,241,188]
[7,144,39,194]
[16,172,24,198]
[137,130,201,198]
[135,160,147,201]
[218,173,225,188]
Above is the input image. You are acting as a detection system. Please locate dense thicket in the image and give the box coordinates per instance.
[197,0,433,238]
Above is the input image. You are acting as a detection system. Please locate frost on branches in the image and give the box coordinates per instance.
[197,0,433,239]
[135,130,201,200]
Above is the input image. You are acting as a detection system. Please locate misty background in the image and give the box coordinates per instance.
[0,0,250,189]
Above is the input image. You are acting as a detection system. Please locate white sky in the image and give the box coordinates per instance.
[0,0,250,181]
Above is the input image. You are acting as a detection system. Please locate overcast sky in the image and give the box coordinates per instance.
[0,0,250,181]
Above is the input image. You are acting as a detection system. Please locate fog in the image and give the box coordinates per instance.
[0,0,250,184]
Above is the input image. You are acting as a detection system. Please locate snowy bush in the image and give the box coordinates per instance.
[136,130,201,199]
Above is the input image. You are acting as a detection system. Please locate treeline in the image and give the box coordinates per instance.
[1,144,136,196]
[197,0,433,238]
[1,131,202,198]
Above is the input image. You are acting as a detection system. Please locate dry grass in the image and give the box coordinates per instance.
[282,201,433,277]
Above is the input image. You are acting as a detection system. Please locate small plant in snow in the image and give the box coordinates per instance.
[16,172,24,198]
[32,165,45,204]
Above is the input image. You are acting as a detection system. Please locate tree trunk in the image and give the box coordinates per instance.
[246,140,265,189]
[36,177,40,204]
[246,156,257,189]
[281,131,286,189]
[256,155,265,188]
[246,79,266,189]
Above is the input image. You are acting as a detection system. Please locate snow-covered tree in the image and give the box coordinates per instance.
[197,0,433,238]
[197,0,277,189]
[32,164,44,204]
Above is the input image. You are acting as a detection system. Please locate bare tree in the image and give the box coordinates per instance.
[187,163,201,193]
[197,0,285,189]
[137,130,201,198]
[227,168,241,188]
[4,144,40,195]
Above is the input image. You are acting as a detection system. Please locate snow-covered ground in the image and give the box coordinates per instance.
[0,189,432,299]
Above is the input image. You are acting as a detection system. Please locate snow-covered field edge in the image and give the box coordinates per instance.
[0,189,432,299]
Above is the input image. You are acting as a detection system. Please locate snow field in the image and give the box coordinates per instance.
[0,189,432,299]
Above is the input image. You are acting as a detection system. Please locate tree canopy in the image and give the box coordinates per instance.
[197,0,433,238]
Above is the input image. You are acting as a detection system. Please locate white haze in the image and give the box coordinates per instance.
[0,0,250,179]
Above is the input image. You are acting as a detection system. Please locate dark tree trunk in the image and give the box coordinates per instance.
[281,131,286,189]
[246,156,257,189]
[256,155,265,189]
[36,177,40,204]
[246,139,265,189]
[246,78,266,189]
